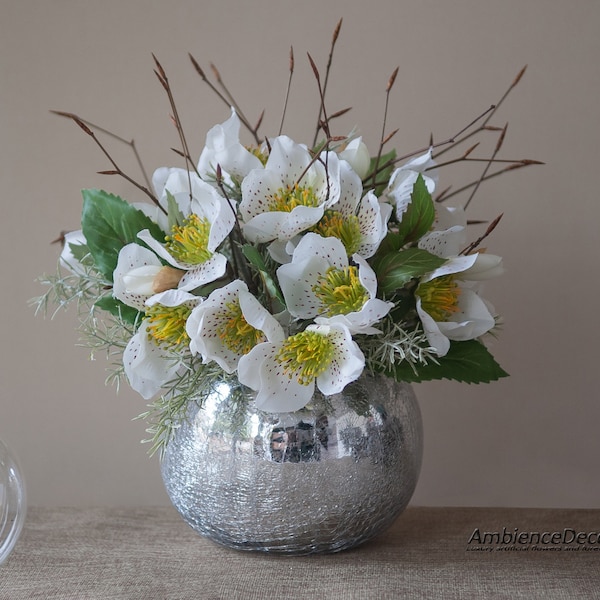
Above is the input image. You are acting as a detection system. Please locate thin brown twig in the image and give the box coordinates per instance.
[279,46,295,136]
[460,213,504,255]
[371,66,399,187]
[312,18,343,147]
[214,165,257,295]
[210,62,261,145]
[189,53,258,143]
[363,104,496,186]
[435,161,541,204]
[463,123,507,210]
[51,110,163,211]
[433,65,527,160]
[50,110,153,191]
[307,52,331,142]
[152,54,199,197]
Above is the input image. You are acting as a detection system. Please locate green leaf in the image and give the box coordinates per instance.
[396,174,436,246]
[241,244,285,306]
[383,339,509,384]
[81,189,165,282]
[375,248,446,294]
[67,242,95,267]
[94,295,141,326]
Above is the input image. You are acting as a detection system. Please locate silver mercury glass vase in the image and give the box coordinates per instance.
[161,373,423,555]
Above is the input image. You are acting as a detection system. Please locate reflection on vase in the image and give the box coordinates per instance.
[266,408,396,465]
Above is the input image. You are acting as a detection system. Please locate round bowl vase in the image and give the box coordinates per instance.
[161,373,422,555]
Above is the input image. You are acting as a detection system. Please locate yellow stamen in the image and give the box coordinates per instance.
[312,266,369,316]
[145,303,191,348]
[218,300,265,355]
[165,214,212,265]
[417,275,461,321]
[245,145,268,166]
[312,210,362,255]
[276,330,335,386]
[270,184,320,213]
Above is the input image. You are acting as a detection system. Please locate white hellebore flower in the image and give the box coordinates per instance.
[137,169,236,292]
[237,321,365,412]
[197,108,265,188]
[311,159,392,259]
[267,158,391,263]
[338,136,371,179]
[123,289,200,400]
[385,149,438,217]
[239,135,342,243]
[186,280,285,374]
[416,253,503,357]
[277,233,392,334]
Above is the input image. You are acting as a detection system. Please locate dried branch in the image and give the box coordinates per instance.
[188,53,261,145]
[152,53,198,199]
[51,110,163,211]
[371,66,399,187]
[460,213,504,255]
[312,18,343,147]
[279,46,295,135]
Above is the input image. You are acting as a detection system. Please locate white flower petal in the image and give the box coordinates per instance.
[438,289,496,341]
[186,281,284,374]
[238,290,285,344]
[113,243,163,310]
[238,343,315,412]
[416,297,451,357]
[59,230,88,276]
[339,137,370,179]
[462,254,504,281]
[123,324,180,400]
[197,108,263,184]
[385,149,438,216]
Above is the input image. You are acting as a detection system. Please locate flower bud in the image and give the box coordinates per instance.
[339,137,370,179]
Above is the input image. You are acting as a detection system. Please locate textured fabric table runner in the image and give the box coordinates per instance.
[1,506,598,599]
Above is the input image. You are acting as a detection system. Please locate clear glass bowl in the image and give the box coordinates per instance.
[0,438,26,564]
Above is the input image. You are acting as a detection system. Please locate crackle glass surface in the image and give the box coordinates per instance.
[161,373,422,555]
[0,439,26,564]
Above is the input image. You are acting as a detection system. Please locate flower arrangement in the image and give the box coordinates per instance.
[34,21,538,455]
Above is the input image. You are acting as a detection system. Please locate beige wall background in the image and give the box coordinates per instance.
[2,0,599,508]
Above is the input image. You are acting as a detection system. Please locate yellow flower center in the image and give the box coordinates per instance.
[246,145,268,166]
[165,214,212,265]
[145,303,192,348]
[312,210,362,255]
[276,330,335,386]
[312,266,369,316]
[269,184,320,213]
[417,275,461,322]
[218,300,265,355]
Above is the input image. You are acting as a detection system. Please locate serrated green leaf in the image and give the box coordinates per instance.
[396,174,435,245]
[94,295,141,326]
[383,339,509,384]
[376,248,446,294]
[81,189,165,282]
